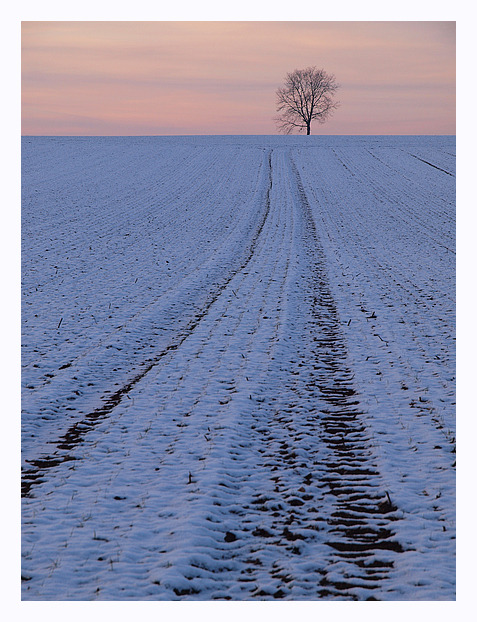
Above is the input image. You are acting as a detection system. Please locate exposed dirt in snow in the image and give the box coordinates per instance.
[21,136,455,600]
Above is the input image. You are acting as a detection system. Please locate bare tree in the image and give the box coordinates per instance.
[274,67,340,135]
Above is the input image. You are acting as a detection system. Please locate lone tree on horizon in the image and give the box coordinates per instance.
[274,67,340,135]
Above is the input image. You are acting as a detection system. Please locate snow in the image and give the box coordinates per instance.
[21,135,455,601]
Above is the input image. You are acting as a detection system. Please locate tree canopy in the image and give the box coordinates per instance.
[274,67,340,135]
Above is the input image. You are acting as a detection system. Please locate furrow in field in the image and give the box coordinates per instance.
[290,146,456,597]
[21,145,270,464]
[294,148,455,419]
[322,146,454,248]
[22,147,295,598]
[332,147,454,252]
[277,156,405,599]
[72,149,406,601]
[405,153,455,177]
[139,151,408,601]
[20,148,308,599]
[294,146,455,326]
[293,148,454,390]
[21,142,262,377]
[21,149,273,494]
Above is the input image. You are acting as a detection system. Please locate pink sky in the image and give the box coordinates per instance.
[21,21,455,135]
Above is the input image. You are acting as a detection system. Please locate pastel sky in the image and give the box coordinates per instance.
[21,21,456,135]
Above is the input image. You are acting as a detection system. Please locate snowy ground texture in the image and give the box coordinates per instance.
[21,135,455,600]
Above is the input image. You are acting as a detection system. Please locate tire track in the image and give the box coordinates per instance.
[287,150,455,597]
[21,150,274,498]
[272,156,405,599]
[133,150,406,600]
[292,147,455,457]
[21,148,301,599]
[21,144,266,438]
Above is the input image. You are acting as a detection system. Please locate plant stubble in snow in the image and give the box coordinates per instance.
[21,135,455,600]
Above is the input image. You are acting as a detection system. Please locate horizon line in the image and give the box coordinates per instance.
[21,133,457,138]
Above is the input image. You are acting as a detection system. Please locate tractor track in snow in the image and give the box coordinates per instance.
[287,158,404,597]
[21,143,268,452]
[22,152,274,498]
[154,152,406,600]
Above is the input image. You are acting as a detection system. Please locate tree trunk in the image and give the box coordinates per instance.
[306,123,311,135]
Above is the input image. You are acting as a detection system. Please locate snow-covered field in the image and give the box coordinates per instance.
[21,135,455,600]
